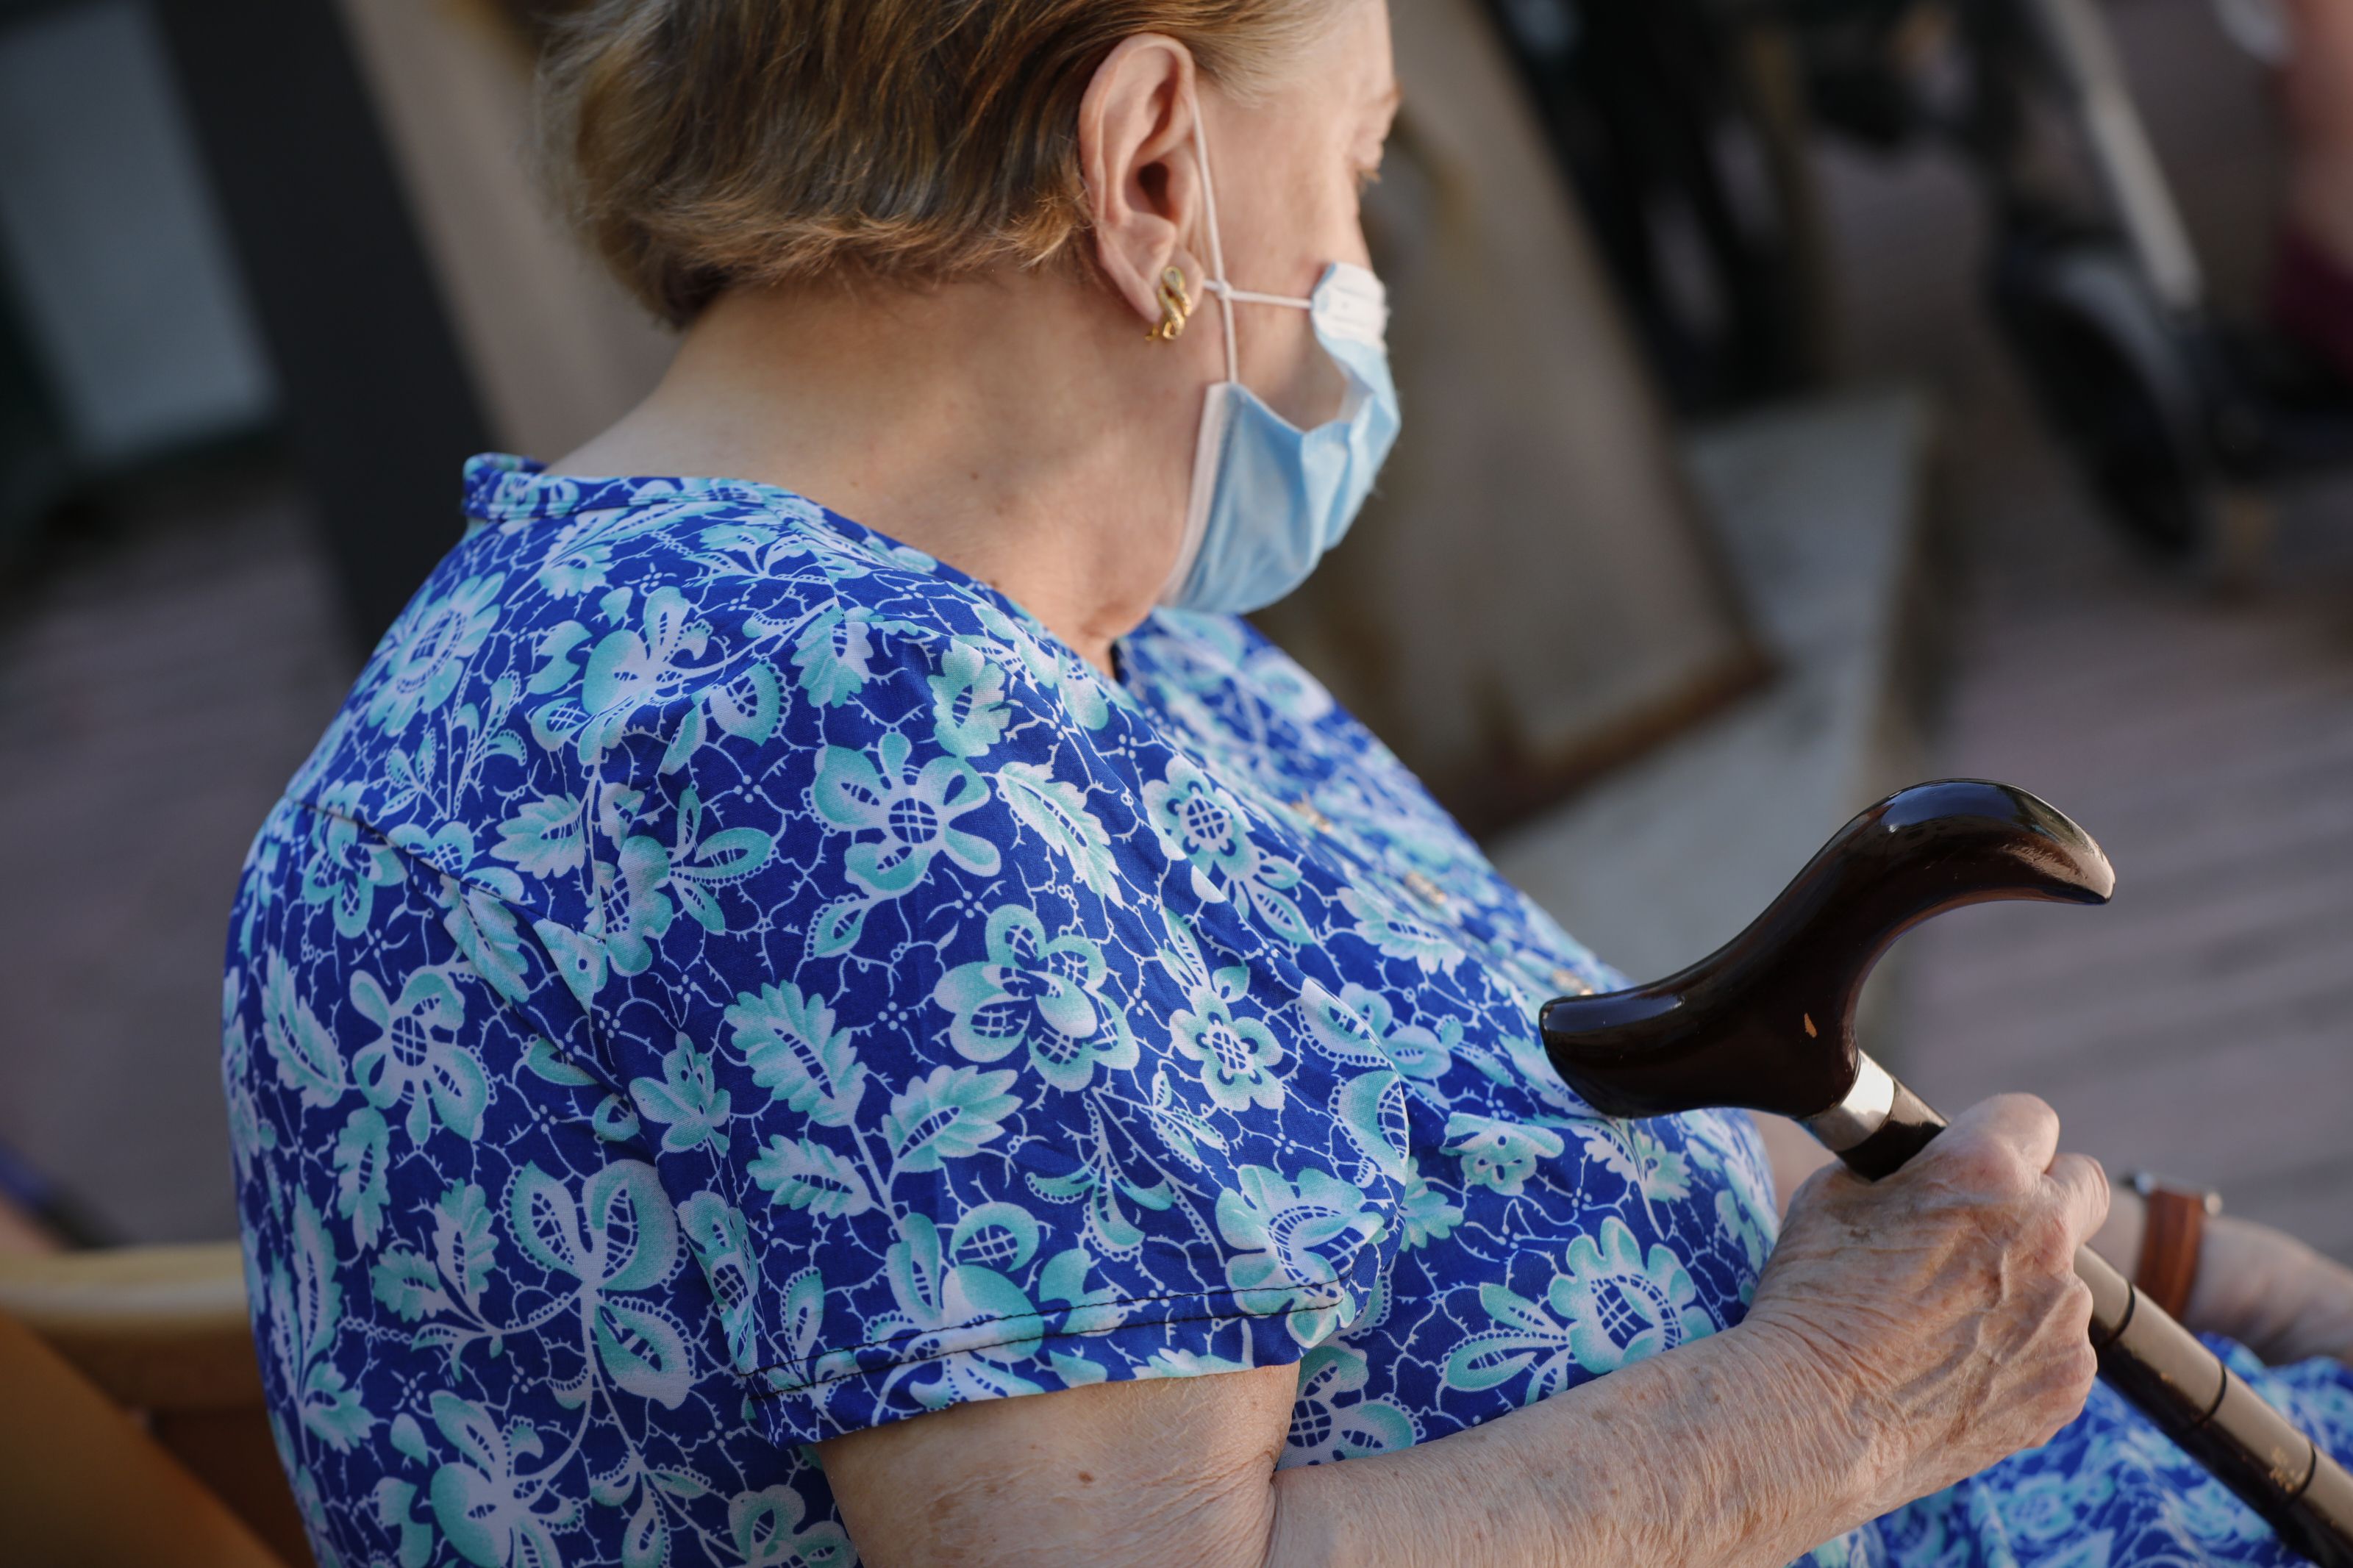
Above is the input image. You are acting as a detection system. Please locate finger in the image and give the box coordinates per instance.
[2045,1151,2111,1247]
[1916,1095,2060,1194]
[1967,1092,2063,1175]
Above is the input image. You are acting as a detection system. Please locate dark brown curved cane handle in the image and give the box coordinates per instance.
[1538,781,2353,1567]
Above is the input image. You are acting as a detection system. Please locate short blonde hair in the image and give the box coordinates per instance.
[539,0,1340,326]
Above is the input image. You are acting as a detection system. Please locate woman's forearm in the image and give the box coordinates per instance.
[2090,1186,2353,1364]
[1263,1321,1884,1568]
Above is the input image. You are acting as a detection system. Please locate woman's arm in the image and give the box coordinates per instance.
[2190,1215,2353,1364]
[820,1095,2108,1567]
[1265,1318,1884,1567]
[824,1317,1871,1568]
[1995,1164,2353,1367]
[2090,1188,2353,1367]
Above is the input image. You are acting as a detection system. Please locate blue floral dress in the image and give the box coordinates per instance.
[224,457,2353,1568]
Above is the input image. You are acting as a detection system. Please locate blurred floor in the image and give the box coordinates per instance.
[1894,453,2353,1262]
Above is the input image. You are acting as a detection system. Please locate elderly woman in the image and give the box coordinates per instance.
[223,1,2353,1564]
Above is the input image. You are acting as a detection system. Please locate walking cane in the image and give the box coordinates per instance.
[1538,781,2353,1567]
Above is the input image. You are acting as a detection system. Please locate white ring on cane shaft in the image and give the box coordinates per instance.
[1805,1053,1896,1152]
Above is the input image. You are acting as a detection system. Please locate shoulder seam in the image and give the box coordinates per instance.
[279,793,613,1088]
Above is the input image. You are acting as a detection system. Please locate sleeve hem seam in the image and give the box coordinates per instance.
[738,1287,1349,1400]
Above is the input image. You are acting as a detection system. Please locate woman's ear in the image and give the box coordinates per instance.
[1079,35,1204,328]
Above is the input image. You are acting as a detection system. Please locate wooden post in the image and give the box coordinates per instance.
[150,0,493,651]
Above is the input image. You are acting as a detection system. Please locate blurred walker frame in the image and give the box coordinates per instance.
[1488,0,2353,579]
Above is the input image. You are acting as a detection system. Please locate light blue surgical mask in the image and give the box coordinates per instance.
[1160,109,1403,616]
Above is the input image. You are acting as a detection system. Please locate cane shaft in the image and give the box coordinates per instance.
[1835,1078,1946,1181]
[1824,1078,2353,1567]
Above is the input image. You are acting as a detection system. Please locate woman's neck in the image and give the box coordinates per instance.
[555,273,1205,673]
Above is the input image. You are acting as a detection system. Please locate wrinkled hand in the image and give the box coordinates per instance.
[2187,1212,2353,1368]
[1740,1095,2110,1516]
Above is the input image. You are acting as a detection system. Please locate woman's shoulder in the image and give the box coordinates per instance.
[393,457,1097,736]
[279,459,1131,928]
[331,462,1033,791]
[452,454,1004,646]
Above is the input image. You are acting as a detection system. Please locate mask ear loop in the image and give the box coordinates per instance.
[1190,89,1317,379]
[1164,88,1239,609]
[1163,87,1323,610]
[1191,93,1242,385]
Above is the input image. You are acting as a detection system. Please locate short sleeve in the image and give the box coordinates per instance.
[542,595,1407,1448]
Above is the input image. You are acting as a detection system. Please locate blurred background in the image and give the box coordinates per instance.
[0,0,2346,1278]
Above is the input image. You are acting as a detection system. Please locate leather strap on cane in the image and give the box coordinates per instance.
[2135,1184,2212,1322]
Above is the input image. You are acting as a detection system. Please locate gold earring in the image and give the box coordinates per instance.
[1148,266,1194,343]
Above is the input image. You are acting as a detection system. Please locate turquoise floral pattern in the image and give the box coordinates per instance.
[1554,1215,1717,1375]
[931,905,1138,1093]
[226,457,2353,1568]
[1216,1164,1389,1346]
[363,572,504,733]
